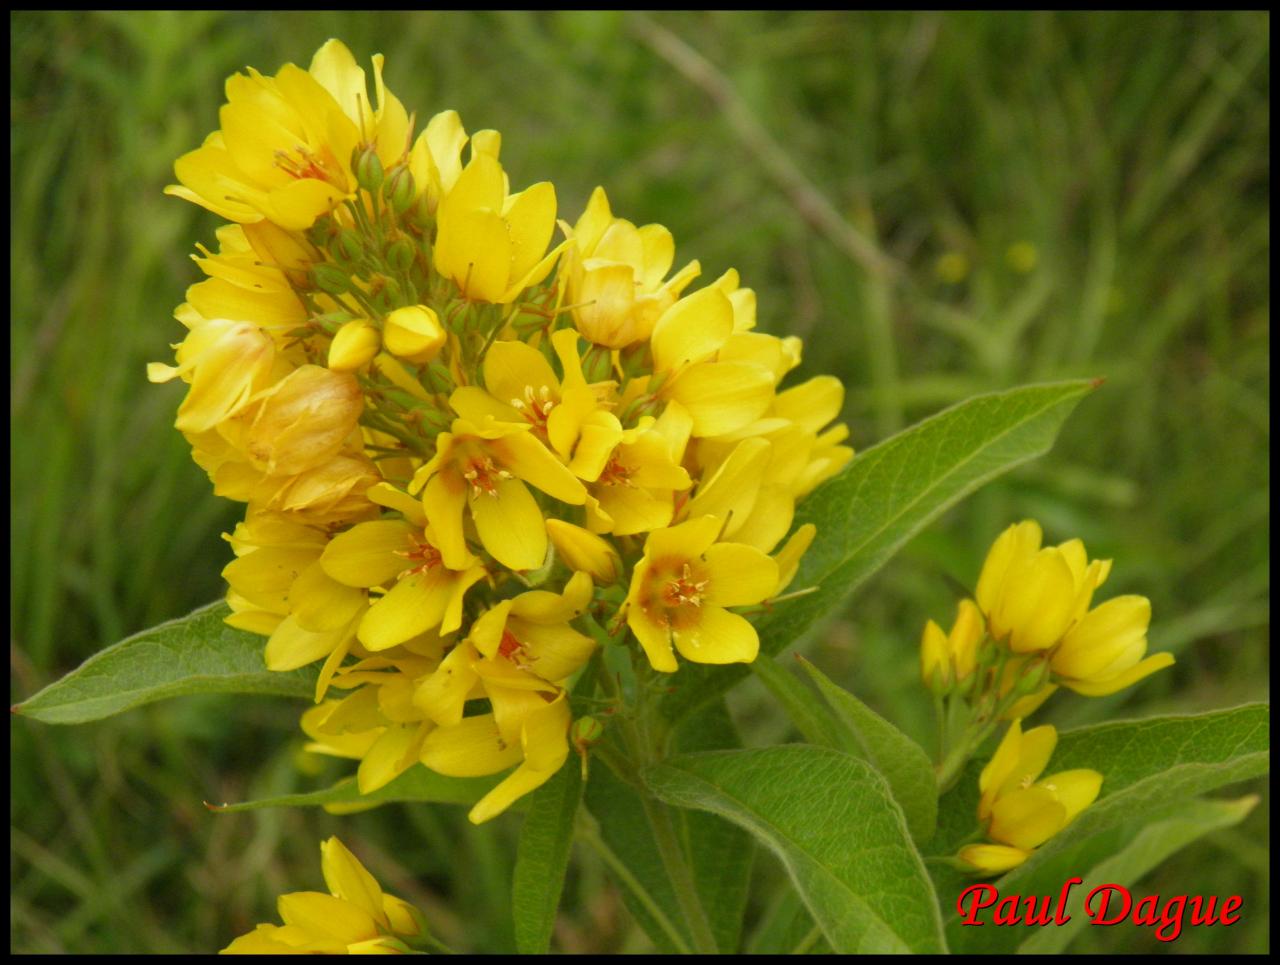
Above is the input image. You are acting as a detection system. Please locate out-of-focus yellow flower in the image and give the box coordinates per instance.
[625,515,778,673]
[221,836,425,954]
[958,719,1102,875]
[433,152,565,303]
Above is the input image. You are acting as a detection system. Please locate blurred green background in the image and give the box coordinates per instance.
[10,10,1269,954]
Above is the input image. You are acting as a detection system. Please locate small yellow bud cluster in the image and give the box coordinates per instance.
[155,40,852,822]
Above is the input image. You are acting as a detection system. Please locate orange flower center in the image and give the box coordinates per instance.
[599,455,635,488]
[661,563,708,609]
[396,535,443,577]
[498,628,525,661]
[462,456,512,498]
[510,385,556,430]
[273,144,342,186]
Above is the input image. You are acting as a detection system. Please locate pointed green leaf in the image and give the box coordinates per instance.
[750,657,846,748]
[13,601,315,724]
[512,759,582,954]
[799,656,938,843]
[644,745,946,953]
[663,380,1096,724]
[208,766,502,814]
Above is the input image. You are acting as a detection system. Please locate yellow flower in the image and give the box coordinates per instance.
[958,719,1102,875]
[147,318,277,434]
[409,417,586,571]
[169,40,409,231]
[433,151,565,303]
[647,285,776,438]
[221,836,424,954]
[975,520,1108,653]
[625,515,779,673]
[1051,595,1171,696]
[974,520,1173,696]
[320,502,487,651]
[562,186,701,348]
[585,413,693,536]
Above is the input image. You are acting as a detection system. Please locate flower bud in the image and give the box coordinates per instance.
[385,236,416,273]
[352,144,385,194]
[571,715,604,750]
[547,519,622,585]
[328,320,381,371]
[384,305,446,363]
[384,165,417,216]
[310,262,352,295]
[373,276,406,313]
[920,619,952,694]
[244,366,364,476]
[337,228,366,264]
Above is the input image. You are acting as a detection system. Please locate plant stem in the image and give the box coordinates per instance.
[575,813,692,955]
[640,793,719,954]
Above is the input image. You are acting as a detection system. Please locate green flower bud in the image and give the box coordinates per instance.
[337,228,366,264]
[310,262,352,295]
[373,276,405,312]
[352,144,384,194]
[571,716,605,749]
[384,165,417,216]
[385,236,416,274]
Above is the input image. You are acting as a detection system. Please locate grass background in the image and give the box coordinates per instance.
[10,10,1269,953]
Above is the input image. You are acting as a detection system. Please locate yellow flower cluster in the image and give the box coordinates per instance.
[222,837,425,954]
[155,40,851,823]
[958,720,1102,874]
[921,519,1174,716]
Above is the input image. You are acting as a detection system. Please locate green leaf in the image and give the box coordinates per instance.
[750,657,846,748]
[644,745,946,953]
[1016,795,1258,954]
[208,765,502,814]
[798,656,938,844]
[512,759,582,954]
[583,699,754,953]
[663,380,1095,724]
[13,601,316,724]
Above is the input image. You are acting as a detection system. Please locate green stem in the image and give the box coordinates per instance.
[640,793,719,954]
[575,813,692,955]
